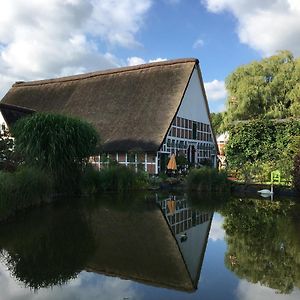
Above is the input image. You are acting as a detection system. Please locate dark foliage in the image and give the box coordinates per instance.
[0,130,21,171]
[293,152,300,192]
[0,166,52,221]
[186,167,229,192]
[221,199,300,294]
[81,165,149,194]
[0,205,96,289]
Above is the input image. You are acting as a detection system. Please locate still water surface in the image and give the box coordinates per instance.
[0,192,300,300]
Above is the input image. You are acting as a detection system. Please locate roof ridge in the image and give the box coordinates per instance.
[13,58,198,87]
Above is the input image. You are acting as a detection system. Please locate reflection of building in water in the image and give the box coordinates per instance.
[158,196,213,288]
[158,196,211,235]
[0,196,213,294]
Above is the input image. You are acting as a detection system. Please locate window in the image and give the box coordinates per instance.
[118,153,126,162]
[137,153,145,163]
[171,127,176,136]
[177,117,181,127]
[127,153,136,163]
[192,122,197,139]
[181,128,184,138]
[184,118,187,128]
[147,154,156,163]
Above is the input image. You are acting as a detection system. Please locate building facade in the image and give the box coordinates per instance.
[88,63,217,173]
[0,58,217,174]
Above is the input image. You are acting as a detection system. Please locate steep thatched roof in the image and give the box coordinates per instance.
[0,58,205,152]
[83,204,196,292]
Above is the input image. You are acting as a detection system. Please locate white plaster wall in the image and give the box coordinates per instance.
[0,111,4,124]
[177,68,211,124]
[0,111,6,129]
[175,216,212,281]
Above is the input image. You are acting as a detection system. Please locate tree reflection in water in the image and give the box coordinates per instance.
[0,204,96,290]
[221,199,300,294]
[0,192,213,294]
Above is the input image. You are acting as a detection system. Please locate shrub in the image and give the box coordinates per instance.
[0,132,19,171]
[81,165,149,193]
[80,165,103,194]
[227,120,300,184]
[186,167,229,192]
[12,113,99,192]
[0,166,52,221]
[99,165,149,192]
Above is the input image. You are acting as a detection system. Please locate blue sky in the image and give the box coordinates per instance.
[1,0,300,121]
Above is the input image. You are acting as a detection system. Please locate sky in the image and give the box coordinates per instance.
[1,0,300,124]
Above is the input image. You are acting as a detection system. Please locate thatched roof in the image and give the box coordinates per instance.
[83,204,197,292]
[0,103,35,125]
[0,58,210,152]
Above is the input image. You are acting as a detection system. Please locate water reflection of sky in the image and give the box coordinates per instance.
[0,264,140,300]
[208,213,225,242]
[236,280,300,300]
[1,199,300,300]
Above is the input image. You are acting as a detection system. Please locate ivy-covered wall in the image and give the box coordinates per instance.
[226,119,300,183]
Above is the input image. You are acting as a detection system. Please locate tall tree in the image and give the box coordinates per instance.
[224,51,300,124]
[210,112,224,135]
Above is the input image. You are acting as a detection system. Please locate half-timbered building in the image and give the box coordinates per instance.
[0,58,217,174]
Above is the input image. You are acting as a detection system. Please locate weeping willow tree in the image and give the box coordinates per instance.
[224,50,300,126]
[12,113,100,192]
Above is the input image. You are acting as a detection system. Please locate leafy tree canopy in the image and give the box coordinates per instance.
[210,112,225,135]
[224,50,300,125]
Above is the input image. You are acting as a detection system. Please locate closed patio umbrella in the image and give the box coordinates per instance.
[167,199,176,215]
[167,154,177,170]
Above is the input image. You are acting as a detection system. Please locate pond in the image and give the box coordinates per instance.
[0,192,300,300]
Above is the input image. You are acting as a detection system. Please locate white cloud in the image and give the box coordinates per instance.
[127,56,146,66]
[0,0,152,98]
[127,56,167,66]
[0,261,140,300]
[202,0,300,56]
[236,279,300,300]
[193,38,204,49]
[209,213,225,241]
[204,79,227,101]
[87,0,152,48]
[149,57,167,63]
